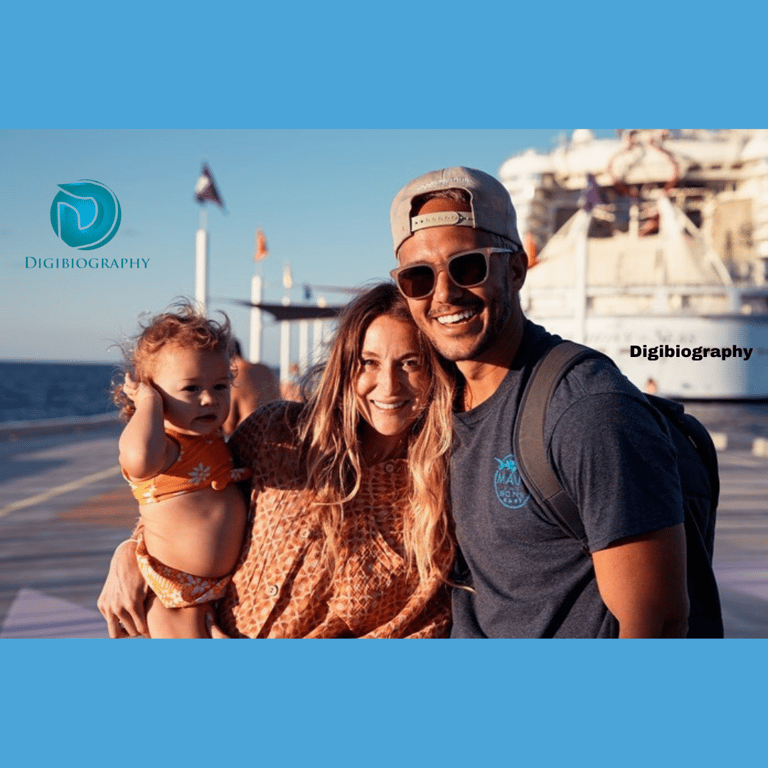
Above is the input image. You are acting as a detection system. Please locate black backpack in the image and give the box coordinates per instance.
[513,341,724,638]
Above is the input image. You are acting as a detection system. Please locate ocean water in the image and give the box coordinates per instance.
[1,361,766,439]
[0,361,120,423]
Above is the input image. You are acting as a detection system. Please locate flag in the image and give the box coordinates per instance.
[194,163,225,208]
[254,229,268,261]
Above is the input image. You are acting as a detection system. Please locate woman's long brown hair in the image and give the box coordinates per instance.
[298,282,456,584]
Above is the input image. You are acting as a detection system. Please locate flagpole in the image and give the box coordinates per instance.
[250,228,267,363]
[195,206,208,313]
[193,163,224,314]
[249,274,263,362]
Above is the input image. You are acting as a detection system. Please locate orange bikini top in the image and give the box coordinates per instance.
[123,429,250,505]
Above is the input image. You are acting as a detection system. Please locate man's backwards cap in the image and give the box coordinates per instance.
[390,166,522,256]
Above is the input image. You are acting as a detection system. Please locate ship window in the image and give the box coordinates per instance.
[588,218,613,238]
[685,210,703,229]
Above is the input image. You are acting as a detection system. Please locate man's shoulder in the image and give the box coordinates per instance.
[232,361,280,406]
[548,352,652,431]
[240,361,279,386]
[527,339,664,443]
[547,352,674,469]
[512,324,644,410]
[562,351,641,399]
[242,360,277,376]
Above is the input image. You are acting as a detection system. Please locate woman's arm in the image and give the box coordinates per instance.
[118,374,169,480]
[97,537,149,637]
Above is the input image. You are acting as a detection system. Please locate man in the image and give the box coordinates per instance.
[389,167,688,638]
[222,339,280,437]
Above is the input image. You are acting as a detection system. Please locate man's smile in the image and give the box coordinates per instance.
[434,308,479,326]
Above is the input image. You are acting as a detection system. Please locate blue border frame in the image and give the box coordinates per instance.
[3,5,765,763]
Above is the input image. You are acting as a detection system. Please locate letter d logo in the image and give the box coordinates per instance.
[50,179,121,250]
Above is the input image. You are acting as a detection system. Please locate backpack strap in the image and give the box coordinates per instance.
[513,341,609,553]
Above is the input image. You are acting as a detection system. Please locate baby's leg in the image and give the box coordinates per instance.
[144,592,209,639]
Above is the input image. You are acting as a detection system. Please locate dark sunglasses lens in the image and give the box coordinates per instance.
[449,252,487,287]
[398,265,435,298]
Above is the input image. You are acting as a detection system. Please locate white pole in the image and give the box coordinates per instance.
[313,295,328,364]
[298,321,309,373]
[574,210,592,344]
[195,228,208,312]
[312,318,324,364]
[280,262,293,387]
[318,320,333,359]
[249,274,263,362]
[280,297,291,387]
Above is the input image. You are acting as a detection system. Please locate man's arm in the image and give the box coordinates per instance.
[592,523,689,638]
[549,386,688,638]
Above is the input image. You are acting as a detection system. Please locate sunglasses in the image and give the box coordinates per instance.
[390,248,515,300]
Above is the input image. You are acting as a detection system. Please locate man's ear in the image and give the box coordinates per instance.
[508,249,528,291]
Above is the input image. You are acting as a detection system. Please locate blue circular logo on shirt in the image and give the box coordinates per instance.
[50,179,121,250]
[494,454,530,509]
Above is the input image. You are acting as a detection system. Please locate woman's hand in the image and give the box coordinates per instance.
[97,539,149,638]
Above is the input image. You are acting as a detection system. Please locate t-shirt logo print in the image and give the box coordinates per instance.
[494,454,530,509]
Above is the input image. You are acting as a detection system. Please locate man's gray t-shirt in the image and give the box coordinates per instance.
[450,321,684,638]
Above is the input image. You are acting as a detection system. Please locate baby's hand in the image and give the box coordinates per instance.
[123,373,161,407]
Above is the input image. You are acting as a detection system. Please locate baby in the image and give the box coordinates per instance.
[113,302,249,638]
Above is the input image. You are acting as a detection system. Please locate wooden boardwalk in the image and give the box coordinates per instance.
[0,426,134,638]
[1,423,767,638]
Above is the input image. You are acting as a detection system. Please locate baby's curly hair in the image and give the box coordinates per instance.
[112,299,235,421]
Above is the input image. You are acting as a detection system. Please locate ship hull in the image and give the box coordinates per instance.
[534,312,768,400]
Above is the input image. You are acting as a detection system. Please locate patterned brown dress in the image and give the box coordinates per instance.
[217,401,451,638]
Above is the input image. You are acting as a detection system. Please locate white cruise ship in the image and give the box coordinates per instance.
[500,129,768,399]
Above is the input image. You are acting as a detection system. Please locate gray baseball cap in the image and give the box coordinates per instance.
[390,166,522,255]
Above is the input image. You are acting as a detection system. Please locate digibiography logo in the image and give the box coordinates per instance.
[50,179,121,249]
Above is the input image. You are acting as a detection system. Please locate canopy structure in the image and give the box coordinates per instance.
[229,299,344,322]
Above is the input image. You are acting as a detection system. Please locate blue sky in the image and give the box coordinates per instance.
[1,129,616,364]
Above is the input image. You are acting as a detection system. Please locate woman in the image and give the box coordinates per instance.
[98,282,456,638]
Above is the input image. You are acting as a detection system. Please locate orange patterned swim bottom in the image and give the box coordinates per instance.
[135,534,230,609]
